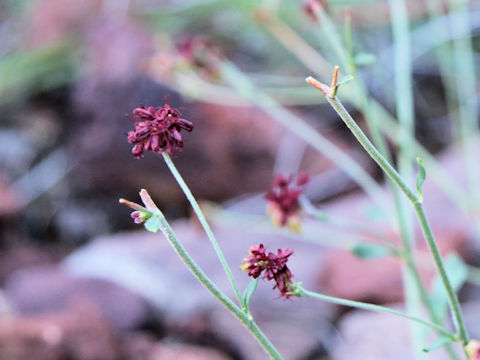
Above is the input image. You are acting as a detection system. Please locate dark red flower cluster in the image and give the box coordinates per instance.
[241,244,295,299]
[127,99,193,158]
[265,173,309,231]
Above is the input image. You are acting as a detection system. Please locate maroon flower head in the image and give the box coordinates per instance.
[265,173,309,231]
[127,98,193,158]
[241,244,295,299]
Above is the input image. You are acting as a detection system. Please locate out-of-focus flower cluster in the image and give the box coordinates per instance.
[241,244,296,299]
[147,36,221,83]
[265,173,309,232]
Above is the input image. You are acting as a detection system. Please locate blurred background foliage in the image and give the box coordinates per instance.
[1,0,480,359]
[2,0,478,245]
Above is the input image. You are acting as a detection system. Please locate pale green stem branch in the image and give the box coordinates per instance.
[161,153,243,307]
[140,200,283,359]
[220,62,386,208]
[449,0,480,215]
[388,1,430,357]
[300,288,455,339]
[255,10,469,214]
[307,80,469,345]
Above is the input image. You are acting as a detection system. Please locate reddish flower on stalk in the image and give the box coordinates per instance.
[127,98,193,158]
[241,244,295,299]
[265,173,309,232]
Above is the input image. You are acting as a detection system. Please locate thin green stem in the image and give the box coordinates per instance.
[309,86,469,346]
[449,0,480,215]
[245,6,463,350]
[172,71,327,106]
[388,1,433,356]
[220,62,386,208]
[149,206,284,359]
[300,196,398,252]
[414,203,469,345]
[389,0,415,144]
[426,0,479,220]
[370,101,469,213]
[323,93,417,203]
[258,9,447,343]
[261,17,434,339]
[300,288,455,339]
[161,153,243,307]
[253,10,470,214]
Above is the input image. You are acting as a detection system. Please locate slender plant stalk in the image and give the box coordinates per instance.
[161,153,243,307]
[172,71,326,106]
[220,61,386,208]
[307,77,469,346]
[389,3,460,356]
[426,0,479,220]
[250,9,470,213]
[222,14,458,348]
[257,14,457,351]
[265,12,439,336]
[132,192,283,360]
[370,101,469,212]
[265,18,331,77]
[414,203,469,344]
[227,7,465,352]
[388,1,431,357]
[300,288,454,338]
[449,0,480,213]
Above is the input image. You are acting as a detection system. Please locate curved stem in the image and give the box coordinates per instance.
[150,205,284,359]
[161,153,243,307]
[322,94,418,203]
[220,62,386,208]
[308,88,469,345]
[300,288,454,338]
[256,9,469,213]
[414,203,469,344]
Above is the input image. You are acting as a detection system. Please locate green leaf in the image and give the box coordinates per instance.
[430,253,468,320]
[422,336,452,352]
[242,278,259,311]
[144,215,162,233]
[351,243,390,260]
[416,157,426,203]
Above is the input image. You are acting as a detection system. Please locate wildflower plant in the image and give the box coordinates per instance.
[265,173,309,231]
[120,93,471,359]
[118,1,480,359]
